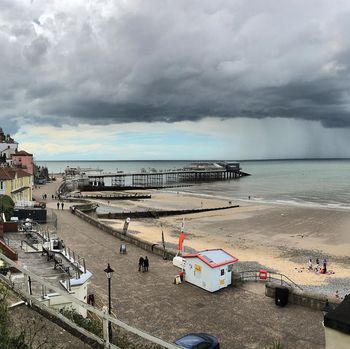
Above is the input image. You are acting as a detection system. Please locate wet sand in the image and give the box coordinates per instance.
[91,190,350,294]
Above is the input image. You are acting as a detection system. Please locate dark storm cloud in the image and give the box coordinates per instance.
[2,0,350,130]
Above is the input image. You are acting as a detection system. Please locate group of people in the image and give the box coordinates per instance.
[308,257,327,273]
[42,193,48,200]
[57,202,65,210]
[138,256,149,272]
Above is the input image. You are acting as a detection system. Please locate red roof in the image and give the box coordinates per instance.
[0,167,31,180]
[0,168,13,180]
[182,249,238,268]
[12,150,33,156]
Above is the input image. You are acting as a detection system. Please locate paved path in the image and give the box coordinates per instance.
[33,180,325,349]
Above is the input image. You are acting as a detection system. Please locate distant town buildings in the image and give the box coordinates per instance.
[0,128,34,204]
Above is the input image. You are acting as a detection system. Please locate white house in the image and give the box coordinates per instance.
[182,249,238,292]
[0,128,18,164]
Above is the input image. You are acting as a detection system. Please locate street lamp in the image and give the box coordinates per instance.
[104,263,114,342]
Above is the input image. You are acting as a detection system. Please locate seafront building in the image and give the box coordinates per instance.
[12,150,34,176]
[0,128,34,204]
[0,127,18,163]
[0,167,33,203]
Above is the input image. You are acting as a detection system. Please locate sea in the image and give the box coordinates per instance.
[36,159,350,210]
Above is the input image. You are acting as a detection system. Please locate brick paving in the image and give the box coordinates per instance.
[33,180,325,349]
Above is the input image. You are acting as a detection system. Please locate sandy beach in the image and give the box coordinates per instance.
[86,190,350,295]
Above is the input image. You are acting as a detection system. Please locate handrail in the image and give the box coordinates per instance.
[239,270,303,290]
[0,252,180,349]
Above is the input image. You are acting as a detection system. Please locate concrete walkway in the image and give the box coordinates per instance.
[33,180,325,349]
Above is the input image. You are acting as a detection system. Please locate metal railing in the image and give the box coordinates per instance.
[0,252,180,349]
[239,270,303,290]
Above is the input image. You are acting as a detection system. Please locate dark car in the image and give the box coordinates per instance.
[175,333,220,349]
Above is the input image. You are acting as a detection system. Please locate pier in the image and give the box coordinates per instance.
[82,162,249,189]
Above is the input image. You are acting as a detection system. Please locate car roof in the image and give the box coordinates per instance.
[175,333,212,347]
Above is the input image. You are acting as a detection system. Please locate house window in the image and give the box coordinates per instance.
[0,181,3,190]
[221,269,225,276]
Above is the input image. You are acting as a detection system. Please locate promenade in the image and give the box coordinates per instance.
[33,180,325,349]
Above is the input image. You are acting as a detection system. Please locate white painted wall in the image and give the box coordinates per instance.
[184,258,233,292]
[0,180,5,195]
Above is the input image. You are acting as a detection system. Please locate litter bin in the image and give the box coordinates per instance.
[275,287,289,307]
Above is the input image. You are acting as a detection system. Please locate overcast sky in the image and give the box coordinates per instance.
[2,0,350,160]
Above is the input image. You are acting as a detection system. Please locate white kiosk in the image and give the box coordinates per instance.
[182,249,238,292]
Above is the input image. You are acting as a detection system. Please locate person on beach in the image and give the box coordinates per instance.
[144,256,149,272]
[315,258,320,272]
[323,257,327,273]
[138,256,144,272]
[57,202,60,210]
[61,202,64,210]
[308,258,313,271]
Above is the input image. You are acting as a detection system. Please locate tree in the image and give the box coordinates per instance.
[0,195,15,221]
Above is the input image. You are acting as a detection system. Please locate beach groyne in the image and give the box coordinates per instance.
[79,184,192,191]
[68,193,152,200]
[97,205,239,220]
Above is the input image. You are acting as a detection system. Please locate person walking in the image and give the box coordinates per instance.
[144,256,149,272]
[138,256,144,272]
[57,202,60,210]
[61,202,64,210]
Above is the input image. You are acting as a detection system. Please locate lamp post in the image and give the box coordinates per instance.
[104,263,114,342]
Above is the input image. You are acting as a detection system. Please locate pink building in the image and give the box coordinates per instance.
[11,150,34,176]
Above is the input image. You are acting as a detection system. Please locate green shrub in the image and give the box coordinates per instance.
[0,195,15,221]
[60,307,103,337]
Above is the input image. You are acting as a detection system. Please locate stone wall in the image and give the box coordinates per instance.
[72,206,177,260]
[265,282,341,311]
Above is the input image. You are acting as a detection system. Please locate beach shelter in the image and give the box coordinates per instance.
[324,295,350,349]
[182,249,238,292]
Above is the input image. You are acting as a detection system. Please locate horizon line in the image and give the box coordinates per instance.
[35,157,350,162]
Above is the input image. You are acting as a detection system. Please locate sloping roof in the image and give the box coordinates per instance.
[0,167,31,180]
[0,167,13,180]
[13,168,31,178]
[12,150,33,156]
[182,249,238,268]
[324,295,350,334]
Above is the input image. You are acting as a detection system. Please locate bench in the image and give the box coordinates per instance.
[53,256,70,275]
[42,247,55,261]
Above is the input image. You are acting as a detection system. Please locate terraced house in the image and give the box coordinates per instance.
[0,167,32,203]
